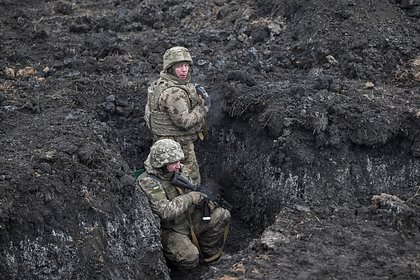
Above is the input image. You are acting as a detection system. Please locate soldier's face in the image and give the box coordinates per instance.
[174,63,189,80]
[166,161,181,173]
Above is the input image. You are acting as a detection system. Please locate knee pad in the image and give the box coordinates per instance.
[213,207,231,227]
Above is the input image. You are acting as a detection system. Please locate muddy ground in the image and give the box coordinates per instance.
[1,0,420,279]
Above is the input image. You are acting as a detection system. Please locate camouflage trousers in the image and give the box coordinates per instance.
[161,207,231,270]
[179,142,201,186]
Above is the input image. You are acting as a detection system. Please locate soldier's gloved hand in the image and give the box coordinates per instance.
[187,191,207,205]
[195,84,211,109]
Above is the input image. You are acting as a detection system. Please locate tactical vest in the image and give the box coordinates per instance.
[139,172,190,235]
[145,77,201,138]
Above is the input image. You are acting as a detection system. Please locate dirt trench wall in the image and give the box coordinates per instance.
[0,109,170,279]
[200,125,420,231]
[196,78,420,232]
[196,105,420,279]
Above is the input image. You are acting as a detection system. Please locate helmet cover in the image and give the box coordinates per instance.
[163,46,193,70]
[149,139,185,168]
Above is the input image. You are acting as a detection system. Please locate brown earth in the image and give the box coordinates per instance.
[1,0,420,279]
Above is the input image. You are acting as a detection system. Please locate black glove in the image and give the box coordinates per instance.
[195,84,211,109]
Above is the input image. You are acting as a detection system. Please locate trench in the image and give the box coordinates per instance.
[113,114,266,277]
[1,0,419,278]
[111,108,420,279]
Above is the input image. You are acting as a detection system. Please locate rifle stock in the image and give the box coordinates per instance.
[170,172,199,191]
[171,173,233,212]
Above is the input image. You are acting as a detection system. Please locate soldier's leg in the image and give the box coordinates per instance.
[193,207,231,259]
[161,230,199,270]
[180,142,201,185]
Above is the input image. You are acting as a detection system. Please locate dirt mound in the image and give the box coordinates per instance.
[1,0,419,279]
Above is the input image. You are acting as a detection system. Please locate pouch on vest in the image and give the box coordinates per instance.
[144,85,156,129]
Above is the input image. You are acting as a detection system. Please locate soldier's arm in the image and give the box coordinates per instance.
[160,88,207,130]
[138,176,194,222]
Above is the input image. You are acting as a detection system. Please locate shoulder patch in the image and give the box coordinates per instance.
[139,176,165,197]
[140,177,161,191]
[139,176,167,201]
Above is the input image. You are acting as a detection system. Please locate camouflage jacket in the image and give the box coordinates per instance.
[137,157,194,235]
[144,70,208,144]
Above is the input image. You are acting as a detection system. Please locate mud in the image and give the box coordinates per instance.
[1,0,420,279]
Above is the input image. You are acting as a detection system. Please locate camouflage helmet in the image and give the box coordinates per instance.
[163,46,193,70]
[149,139,185,168]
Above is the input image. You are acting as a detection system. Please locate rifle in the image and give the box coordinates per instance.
[171,172,233,222]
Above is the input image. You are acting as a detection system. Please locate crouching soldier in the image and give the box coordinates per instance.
[137,139,230,270]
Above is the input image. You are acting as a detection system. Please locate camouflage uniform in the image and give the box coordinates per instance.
[144,46,208,185]
[138,139,230,270]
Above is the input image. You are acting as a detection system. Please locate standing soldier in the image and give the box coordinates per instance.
[137,139,230,271]
[144,46,210,186]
